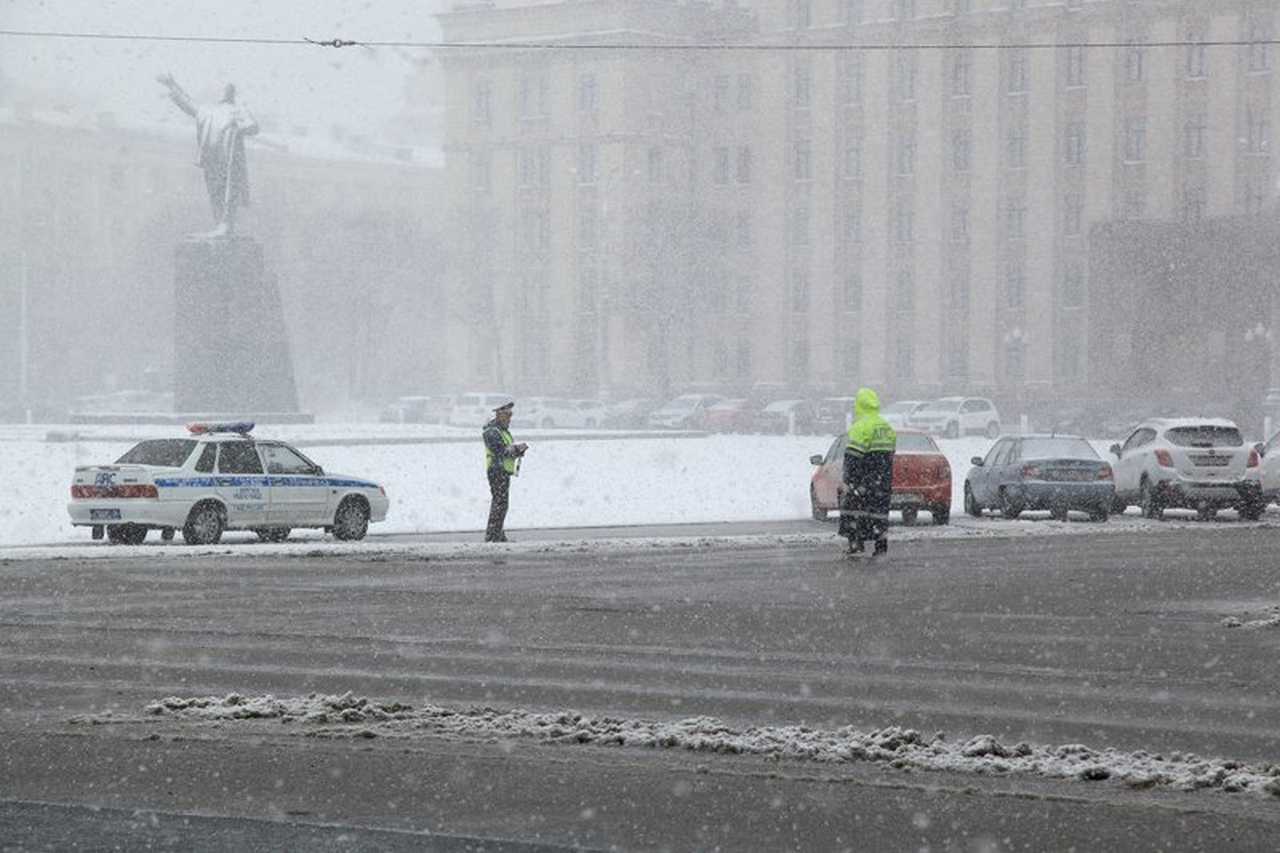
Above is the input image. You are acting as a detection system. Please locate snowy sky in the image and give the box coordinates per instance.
[1,0,445,136]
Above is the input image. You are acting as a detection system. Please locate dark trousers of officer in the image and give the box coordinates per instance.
[486,468,510,542]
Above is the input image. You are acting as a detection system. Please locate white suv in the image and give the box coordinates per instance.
[1109,418,1265,520]
[907,397,1001,439]
[1256,429,1280,507]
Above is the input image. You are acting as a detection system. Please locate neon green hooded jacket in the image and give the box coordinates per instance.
[845,387,897,455]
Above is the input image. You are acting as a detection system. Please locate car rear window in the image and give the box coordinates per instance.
[1165,426,1243,448]
[1021,437,1098,459]
[896,434,938,453]
[115,439,197,467]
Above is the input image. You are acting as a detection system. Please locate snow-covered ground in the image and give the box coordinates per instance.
[0,423,992,548]
[80,691,1280,799]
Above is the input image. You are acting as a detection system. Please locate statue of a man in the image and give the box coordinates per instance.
[157,73,259,236]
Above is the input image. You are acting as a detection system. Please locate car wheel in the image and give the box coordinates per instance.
[1239,500,1265,521]
[333,497,370,541]
[1000,489,1023,520]
[964,484,982,517]
[932,504,951,525]
[161,527,176,542]
[1196,504,1216,522]
[183,501,224,545]
[810,486,829,521]
[1089,506,1110,523]
[945,421,960,439]
[901,506,918,526]
[985,422,1000,439]
[1139,478,1163,521]
[1051,504,1070,522]
[254,527,291,543]
[1110,495,1128,515]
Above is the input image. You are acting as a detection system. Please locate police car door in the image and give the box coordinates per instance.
[215,440,269,527]
[260,442,329,525]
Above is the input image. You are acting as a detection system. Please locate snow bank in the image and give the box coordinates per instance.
[91,692,1280,799]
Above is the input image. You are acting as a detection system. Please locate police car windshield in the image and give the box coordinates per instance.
[115,439,198,467]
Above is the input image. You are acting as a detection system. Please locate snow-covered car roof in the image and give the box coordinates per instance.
[1143,417,1240,430]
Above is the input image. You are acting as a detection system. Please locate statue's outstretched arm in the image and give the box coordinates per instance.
[157,73,197,117]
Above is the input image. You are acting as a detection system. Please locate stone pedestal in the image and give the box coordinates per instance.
[173,236,299,414]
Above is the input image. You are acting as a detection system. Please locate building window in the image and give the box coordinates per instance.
[896,52,916,101]
[1057,333,1081,382]
[954,0,972,14]
[519,147,550,188]
[1184,117,1207,159]
[578,73,598,113]
[648,147,664,182]
[519,74,549,118]
[714,146,730,185]
[521,208,549,254]
[1005,339,1026,383]
[845,204,862,243]
[1245,181,1268,214]
[793,0,813,29]
[791,267,810,312]
[792,63,812,109]
[842,340,861,378]
[1065,45,1086,88]
[895,205,914,243]
[472,79,492,126]
[1063,193,1083,236]
[950,203,969,242]
[1182,185,1207,222]
[1248,21,1271,73]
[896,267,914,314]
[578,265,598,313]
[737,74,754,111]
[712,75,730,112]
[845,0,864,25]
[1061,264,1084,307]
[1123,188,1145,218]
[896,337,914,381]
[737,211,753,248]
[844,272,862,312]
[1007,127,1027,168]
[1065,121,1087,165]
[1007,49,1029,94]
[897,133,915,175]
[470,150,491,193]
[843,55,864,105]
[790,335,810,381]
[951,272,970,314]
[844,137,862,178]
[737,339,752,378]
[1125,44,1145,83]
[791,206,811,247]
[952,128,971,172]
[577,143,597,184]
[1006,203,1026,239]
[894,0,915,22]
[1005,258,1025,308]
[952,52,972,97]
[1246,107,1269,154]
[1186,35,1208,79]
[737,146,753,183]
[578,205,597,250]
[1124,117,1147,162]
[794,140,812,181]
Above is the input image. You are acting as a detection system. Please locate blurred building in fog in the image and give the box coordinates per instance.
[436,0,1280,415]
[0,107,446,419]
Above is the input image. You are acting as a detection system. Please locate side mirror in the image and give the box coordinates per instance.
[809,454,824,466]
[970,457,984,466]
[313,465,325,476]
[1109,444,1122,458]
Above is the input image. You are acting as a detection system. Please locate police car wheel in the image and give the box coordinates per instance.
[183,502,224,545]
[333,498,370,541]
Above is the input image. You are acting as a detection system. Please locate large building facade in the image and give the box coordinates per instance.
[438,0,1280,408]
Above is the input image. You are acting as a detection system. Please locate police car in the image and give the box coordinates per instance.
[67,422,389,545]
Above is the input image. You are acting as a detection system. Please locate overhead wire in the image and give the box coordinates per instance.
[3,28,1280,52]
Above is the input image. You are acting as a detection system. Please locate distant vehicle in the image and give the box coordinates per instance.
[569,399,607,428]
[908,397,1001,439]
[964,435,1113,522]
[754,400,817,435]
[602,398,661,429]
[522,397,579,429]
[66,422,388,545]
[881,400,929,430]
[814,397,856,435]
[379,395,454,424]
[449,392,515,428]
[809,430,951,525]
[703,398,758,433]
[1109,418,1265,520]
[1259,430,1280,507]
[647,394,722,429]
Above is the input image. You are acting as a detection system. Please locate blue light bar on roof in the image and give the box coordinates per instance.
[187,421,255,435]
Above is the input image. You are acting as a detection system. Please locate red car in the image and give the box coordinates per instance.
[808,430,952,525]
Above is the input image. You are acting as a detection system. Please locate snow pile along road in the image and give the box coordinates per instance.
[111,693,1280,799]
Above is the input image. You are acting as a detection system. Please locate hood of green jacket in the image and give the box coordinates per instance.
[854,387,881,420]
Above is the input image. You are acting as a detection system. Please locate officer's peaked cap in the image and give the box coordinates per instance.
[493,400,515,413]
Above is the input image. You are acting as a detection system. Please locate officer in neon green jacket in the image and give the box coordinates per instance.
[483,401,527,542]
[839,387,897,555]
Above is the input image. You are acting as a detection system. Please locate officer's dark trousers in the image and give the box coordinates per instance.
[485,468,510,542]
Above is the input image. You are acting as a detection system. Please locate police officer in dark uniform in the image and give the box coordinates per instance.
[483,401,527,542]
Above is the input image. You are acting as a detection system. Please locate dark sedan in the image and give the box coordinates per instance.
[964,435,1114,521]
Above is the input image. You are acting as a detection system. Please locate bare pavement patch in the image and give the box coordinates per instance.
[71,692,1280,801]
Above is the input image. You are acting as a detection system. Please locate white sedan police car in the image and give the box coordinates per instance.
[67,423,389,545]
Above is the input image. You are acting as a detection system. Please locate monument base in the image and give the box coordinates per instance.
[173,236,299,413]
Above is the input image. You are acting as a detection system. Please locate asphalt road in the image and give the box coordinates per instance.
[2,524,1279,851]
